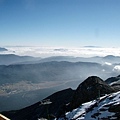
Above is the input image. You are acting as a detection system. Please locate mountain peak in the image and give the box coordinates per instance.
[68,76,115,111]
[78,76,104,87]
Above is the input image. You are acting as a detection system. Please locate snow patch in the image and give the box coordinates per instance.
[57,91,120,120]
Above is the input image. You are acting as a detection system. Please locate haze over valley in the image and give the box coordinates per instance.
[0,48,120,111]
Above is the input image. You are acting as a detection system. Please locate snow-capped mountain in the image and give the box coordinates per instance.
[67,76,115,111]
[58,91,120,120]
[105,75,120,91]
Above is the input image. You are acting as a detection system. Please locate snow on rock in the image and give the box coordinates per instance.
[110,79,120,86]
[66,101,96,120]
[57,91,120,120]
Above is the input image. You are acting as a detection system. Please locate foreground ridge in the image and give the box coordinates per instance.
[68,76,115,111]
[57,91,120,120]
[1,76,119,120]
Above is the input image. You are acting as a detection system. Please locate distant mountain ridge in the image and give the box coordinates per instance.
[0,47,8,51]
[0,54,120,65]
[0,60,119,112]
[20,55,120,64]
[0,54,41,65]
[0,61,103,84]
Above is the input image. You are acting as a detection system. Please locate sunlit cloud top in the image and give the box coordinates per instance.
[1,46,120,58]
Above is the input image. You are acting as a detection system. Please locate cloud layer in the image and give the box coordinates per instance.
[0,46,120,58]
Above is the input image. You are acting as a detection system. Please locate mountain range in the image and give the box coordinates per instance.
[1,75,120,120]
[0,54,120,111]
[0,61,107,111]
[13,55,120,65]
[1,54,120,65]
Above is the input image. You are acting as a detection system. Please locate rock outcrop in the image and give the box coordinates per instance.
[68,76,115,111]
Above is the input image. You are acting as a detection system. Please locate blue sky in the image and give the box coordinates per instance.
[0,0,120,47]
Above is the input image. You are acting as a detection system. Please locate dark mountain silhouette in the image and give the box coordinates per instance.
[67,76,115,111]
[105,75,120,84]
[105,75,120,90]
[58,91,120,120]
[1,61,114,111]
[2,76,117,120]
[2,88,74,120]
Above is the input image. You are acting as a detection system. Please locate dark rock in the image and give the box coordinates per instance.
[105,75,120,91]
[2,88,74,120]
[2,76,117,120]
[105,76,120,84]
[68,76,115,110]
[109,104,120,112]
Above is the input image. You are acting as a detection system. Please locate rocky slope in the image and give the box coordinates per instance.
[105,75,120,91]
[67,76,115,111]
[0,61,109,111]
[58,91,120,120]
[2,88,74,120]
[2,76,117,120]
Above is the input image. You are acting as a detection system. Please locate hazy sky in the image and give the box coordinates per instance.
[0,0,120,47]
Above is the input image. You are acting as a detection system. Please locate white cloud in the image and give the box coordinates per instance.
[1,46,120,58]
[113,65,120,71]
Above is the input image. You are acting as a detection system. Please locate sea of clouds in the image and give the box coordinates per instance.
[1,46,120,58]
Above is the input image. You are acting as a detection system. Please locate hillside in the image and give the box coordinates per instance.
[0,61,116,111]
[105,75,120,91]
[2,88,74,120]
[2,76,118,120]
[67,76,115,111]
[58,91,120,120]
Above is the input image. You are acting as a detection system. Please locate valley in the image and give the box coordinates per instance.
[0,54,120,115]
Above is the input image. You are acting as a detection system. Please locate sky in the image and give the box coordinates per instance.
[0,0,120,47]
